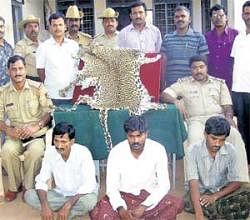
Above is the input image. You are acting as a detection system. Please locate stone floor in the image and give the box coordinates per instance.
[1,159,249,220]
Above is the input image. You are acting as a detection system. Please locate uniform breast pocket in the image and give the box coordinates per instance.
[5,104,18,120]
[27,98,40,116]
[208,88,220,103]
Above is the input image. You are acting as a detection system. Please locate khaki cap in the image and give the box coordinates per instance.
[66,5,84,19]
[98,8,119,19]
[18,15,40,29]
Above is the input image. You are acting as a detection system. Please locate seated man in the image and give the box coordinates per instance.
[0,55,53,202]
[184,116,250,220]
[24,122,98,220]
[90,115,184,220]
[161,54,249,182]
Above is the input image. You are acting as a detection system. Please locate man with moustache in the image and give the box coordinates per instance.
[15,15,42,82]
[160,6,208,87]
[205,4,238,90]
[90,115,184,220]
[0,16,13,86]
[161,55,249,182]
[184,116,250,220]
[93,8,119,48]
[65,5,92,47]
[0,55,53,202]
[118,1,162,53]
[24,122,98,220]
[36,13,79,106]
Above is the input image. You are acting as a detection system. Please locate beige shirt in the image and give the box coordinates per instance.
[0,79,53,135]
[14,37,41,77]
[93,31,119,48]
[164,76,232,118]
[65,31,92,47]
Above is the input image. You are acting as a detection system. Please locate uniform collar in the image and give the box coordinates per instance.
[65,31,80,40]
[24,36,41,46]
[191,75,213,83]
[9,79,30,92]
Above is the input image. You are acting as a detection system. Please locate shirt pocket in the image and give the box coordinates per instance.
[27,98,40,116]
[208,87,220,104]
[5,104,18,120]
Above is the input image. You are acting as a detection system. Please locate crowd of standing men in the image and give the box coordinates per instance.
[0,0,250,219]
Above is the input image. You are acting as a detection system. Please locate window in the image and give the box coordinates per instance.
[56,0,94,36]
[154,0,191,36]
[12,0,23,43]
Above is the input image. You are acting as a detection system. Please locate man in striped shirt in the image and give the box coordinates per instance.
[160,6,208,88]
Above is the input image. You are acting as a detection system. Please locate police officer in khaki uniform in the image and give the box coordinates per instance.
[14,15,41,82]
[0,55,53,202]
[161,55,249,182]
[93,8,119,48]
[65,5,92,47]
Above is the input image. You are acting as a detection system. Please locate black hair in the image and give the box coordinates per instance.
[175,5,190,16]
[189,55,207,67]
[210,4,227,17]
[52,122,75,141]
[49,12,65,25]
[129,1,147,14]
[124,115,148,133]
[205,116,231,137]
[7,55,26,68]
[243,1,250,11]
[0,16,5,24]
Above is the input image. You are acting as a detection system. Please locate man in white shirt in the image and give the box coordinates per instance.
[36,13,79,106]
[90,115,184,220]
[231,1,250,166]
[24,122,98,220]
[118,1,162,53]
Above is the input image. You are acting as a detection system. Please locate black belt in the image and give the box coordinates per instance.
[21,134,46,144]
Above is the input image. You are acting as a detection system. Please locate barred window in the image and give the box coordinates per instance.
[56,0,94,36]
[154,0,191,36]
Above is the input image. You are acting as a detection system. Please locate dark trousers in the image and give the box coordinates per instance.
[232,91,250,164]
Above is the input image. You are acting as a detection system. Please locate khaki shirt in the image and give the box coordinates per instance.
[93,31,119,48]
[14,37,41,77]
[164,76,232,118]
[0,79,53,136]
[65,31,92,47]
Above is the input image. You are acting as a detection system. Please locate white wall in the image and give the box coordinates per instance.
[234,0,246,32]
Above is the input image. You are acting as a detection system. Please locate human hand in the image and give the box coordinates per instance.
[174,99,189,120]
[19,124,40,139]
[6,127,23,140]
[200,194,217,207]
[131,205,146,218]
[56,203,71,220]
[118,207,135,220]
[40,206,54,220]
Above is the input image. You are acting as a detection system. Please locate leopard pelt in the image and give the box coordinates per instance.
[59,44,165,149]
[60,44,162,114]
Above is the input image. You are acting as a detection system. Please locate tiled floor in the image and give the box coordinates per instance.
[0,159,197,220]
[0,158,232,220]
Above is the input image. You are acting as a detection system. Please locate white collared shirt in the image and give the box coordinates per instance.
[118,23,162,53]
[231,31,250,93]
[35,144,97,196]
[106,138,170,210]
[36,37,79,99]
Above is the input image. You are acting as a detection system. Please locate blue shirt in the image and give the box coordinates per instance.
[160,28,208,86]
[186,140,241,193]
[0,40,13,86]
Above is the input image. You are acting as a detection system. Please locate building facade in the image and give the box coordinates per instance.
[0,0,245,47]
